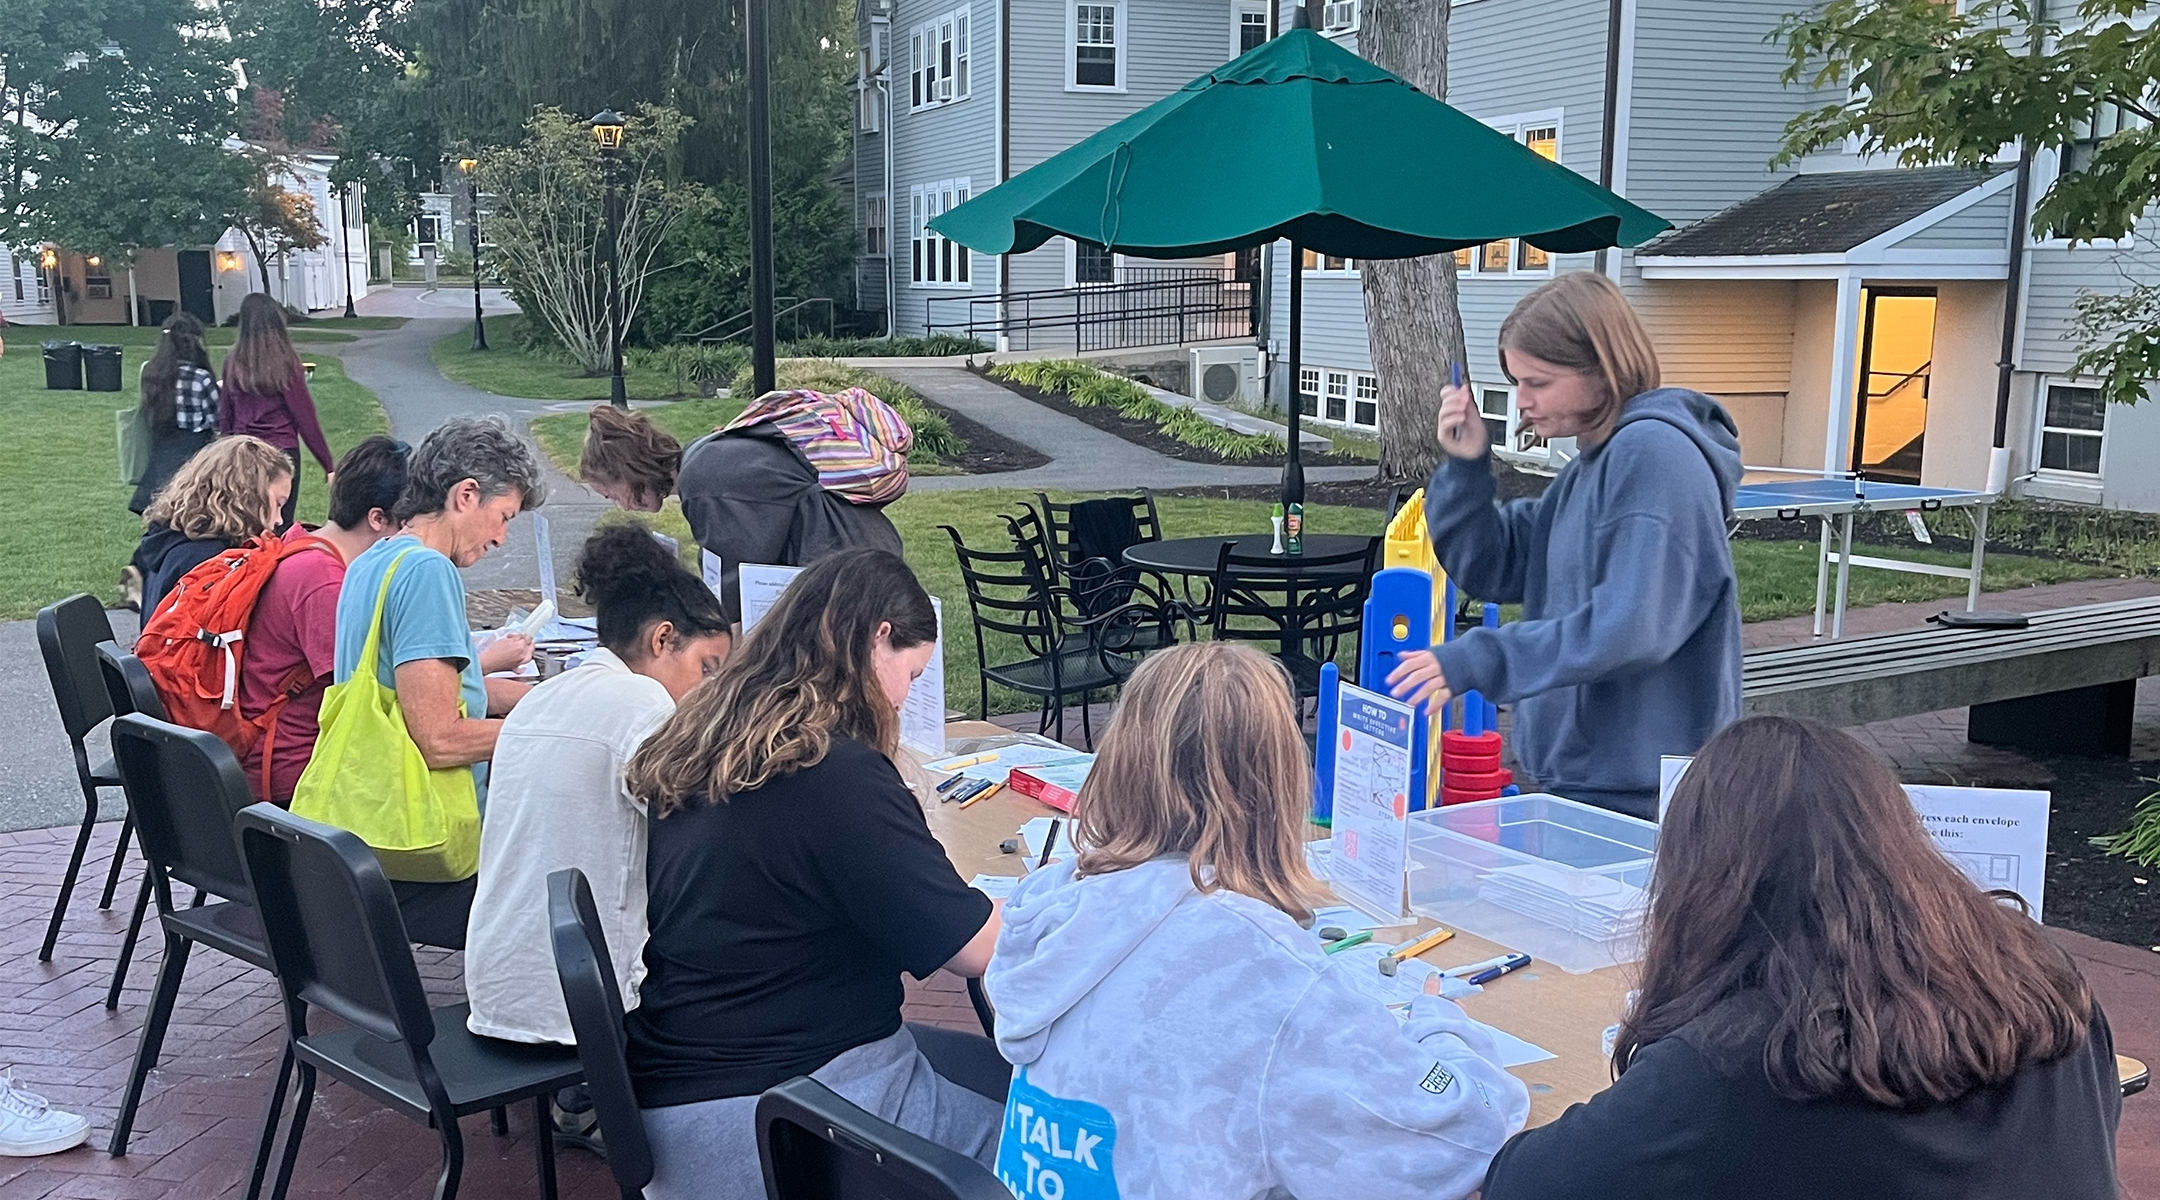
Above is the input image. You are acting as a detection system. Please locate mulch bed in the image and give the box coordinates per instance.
[2009,753,2160,949]
[969,364,1370,469]
[921,398,1051,474]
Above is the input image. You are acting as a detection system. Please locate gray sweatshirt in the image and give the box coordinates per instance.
[1426,387,1744,818]
[986,856,1529,1200]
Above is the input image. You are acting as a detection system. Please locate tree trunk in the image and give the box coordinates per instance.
[1360,0,1465,483]
[241,227,273,294]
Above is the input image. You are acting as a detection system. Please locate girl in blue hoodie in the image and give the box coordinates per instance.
[985,641,1528,1200]
[1389,271,1745,819]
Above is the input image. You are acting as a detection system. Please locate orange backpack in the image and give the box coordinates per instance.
[135,533,334,799]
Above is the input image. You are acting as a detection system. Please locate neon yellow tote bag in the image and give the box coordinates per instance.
[291,549,481,882]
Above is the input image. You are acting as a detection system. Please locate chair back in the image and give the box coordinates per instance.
[96,642,167,721]
[1002,506,1060,588]
[1034,491,1162,570]
[37,594,117,744]
[1209,537,1381,684]
[756,1076,1012,1200]
[942,526,1063,662]
[547,868,654,1197]
[234,804,438,1055]
[109,715,257,907]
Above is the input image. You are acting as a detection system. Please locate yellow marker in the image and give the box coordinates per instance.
[959,782,1004,809]
[1389,926,1456,962]
[935,753,996,771]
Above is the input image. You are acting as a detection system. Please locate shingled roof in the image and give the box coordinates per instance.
[1639,166,1998,258]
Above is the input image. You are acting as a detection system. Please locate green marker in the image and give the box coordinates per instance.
[1322,929,1374,955]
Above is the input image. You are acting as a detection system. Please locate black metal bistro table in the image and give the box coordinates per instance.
[1121,533,1377,581]
[1125,534,1380,694]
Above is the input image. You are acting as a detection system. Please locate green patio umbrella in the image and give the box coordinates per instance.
[931,15,1670,491]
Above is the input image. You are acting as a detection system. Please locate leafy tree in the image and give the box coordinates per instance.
[1778,0,2160,407]
[479,106,706,372]
[233,150,329,294]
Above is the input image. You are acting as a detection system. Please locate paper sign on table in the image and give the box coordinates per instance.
[534,512,558,612]
[1657,757,2051,920]
[701,549,725,606]
[1329,682,1416,922]
[735,562,946,756]
[970,874,1021,900]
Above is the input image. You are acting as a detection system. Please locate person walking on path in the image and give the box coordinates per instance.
[221,293,335,530]
[1387,272,1744,820]
[129,312,220,516]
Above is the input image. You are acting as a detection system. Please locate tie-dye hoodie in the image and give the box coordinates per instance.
[984,856,1529,1200]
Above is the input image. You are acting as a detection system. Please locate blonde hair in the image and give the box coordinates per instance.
[580,404,683,507]
[1074,642,1321,922]
[1498,271,1662,444]
[626,548,937,817]
[144,435,293,543]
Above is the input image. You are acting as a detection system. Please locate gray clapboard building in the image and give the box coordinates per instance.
[844,0,2160,511]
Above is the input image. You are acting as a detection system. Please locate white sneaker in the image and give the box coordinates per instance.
[0,1073,90,1156]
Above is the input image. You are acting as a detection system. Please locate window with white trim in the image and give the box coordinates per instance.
[1235,3,1268,56]
[911,179,972,287]
[1071,239,1114,285]
[1296,367,1381,428]
[857,49,880,131]
[1353,372,1378,427]
[12,260,22,302]
[1300,248,1356,274]
[865,195,886,256]
[34,259,49,304]
[1323,370,1351,422]
[1478,384,1550,451]
[2037,381,2106,476]
[1297,366,1320,417]
[1321,0,1360,35]
[910,9,970,110]
[1071,2,1123,90]
[1468,120,1560,277]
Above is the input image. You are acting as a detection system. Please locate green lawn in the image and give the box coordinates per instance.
[529,397,744,475]
[0,326,390,619]
[432,315,695,402]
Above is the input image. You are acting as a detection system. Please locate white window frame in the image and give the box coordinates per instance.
[34,258,50,304]
[1296,365,1320,418]
[1066,238,1117,287]
[1320,0,1361,36]
[1297,366,1382,429]
[909,8,971,112]
[1321,369,1352,422]
[1352,372,1379,428]
[2032,378,2108,482]
[865,194,887,257]
[1464,110,1564,279]
[1068,0,1126,93]
[910,178,973,289]
[1300,248,1357,276]
[1233,1,1269,59]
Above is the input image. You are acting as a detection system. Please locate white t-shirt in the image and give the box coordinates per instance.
[465,648,674,1044]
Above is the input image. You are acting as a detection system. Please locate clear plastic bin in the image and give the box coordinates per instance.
[1407,793,1659,974]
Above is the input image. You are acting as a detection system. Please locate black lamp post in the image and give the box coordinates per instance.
[459,157,488,351]
[337,183,358,320]
[747,0,777,395]
[591,110,628,408]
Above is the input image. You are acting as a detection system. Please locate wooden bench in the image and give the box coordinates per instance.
[1743,596,2160,753]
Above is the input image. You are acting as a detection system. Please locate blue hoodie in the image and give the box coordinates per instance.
[1425,387,1744,818]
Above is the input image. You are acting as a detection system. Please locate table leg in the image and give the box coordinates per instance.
[1832,511,1855,639]
[1812,518,1833,638]
[1966,503,1989,611]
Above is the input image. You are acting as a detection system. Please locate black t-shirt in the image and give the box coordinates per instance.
[627,736,992,1108]
[1483,1001,2122,1200]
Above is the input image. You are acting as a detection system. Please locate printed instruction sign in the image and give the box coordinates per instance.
[700,548,725,606]
[1329,682,1415,921]
[736,562,946,757]
[1658,758,2050,920]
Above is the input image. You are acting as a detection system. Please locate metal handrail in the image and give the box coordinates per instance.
[925,273,1252,352]
[684,297,837,344]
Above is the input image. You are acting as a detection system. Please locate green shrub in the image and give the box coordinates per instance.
[2092,780,2160,868]
[726,358,966,463]
[988,359,1283,459]
[780,332,993,358]
[631,343,749,395]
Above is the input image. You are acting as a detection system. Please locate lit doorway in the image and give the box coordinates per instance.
[1850,286,1937,483]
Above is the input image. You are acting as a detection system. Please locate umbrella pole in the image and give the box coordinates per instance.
[1285,237,1303,467]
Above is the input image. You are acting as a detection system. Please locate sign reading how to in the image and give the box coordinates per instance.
[1329,682,1415,921]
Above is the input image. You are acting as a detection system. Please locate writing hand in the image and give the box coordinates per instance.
[1386,649,1453,712]
[480,632,534,673]
[1435,382,1486,460]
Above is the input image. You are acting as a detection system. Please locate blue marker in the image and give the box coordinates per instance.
[1466,953,1533,986]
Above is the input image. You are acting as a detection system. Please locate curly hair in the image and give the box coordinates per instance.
[144,435,293,543]
[394,415,547,523]
[579,404,682,507]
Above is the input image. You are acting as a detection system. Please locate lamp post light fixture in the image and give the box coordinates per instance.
[337,183,358,320]
[590,109,628,408]
[216,250,242,273]
[459,157,487,350]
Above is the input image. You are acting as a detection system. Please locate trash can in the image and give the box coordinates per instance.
[41,341,82,390]
[82,344,124,393]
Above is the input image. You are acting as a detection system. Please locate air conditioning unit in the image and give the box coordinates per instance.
[1190,346,1262,407]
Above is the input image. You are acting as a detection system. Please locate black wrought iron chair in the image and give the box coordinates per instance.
[943,525,1148,746]
[1207,536,1382,700]
[756,1077,1011,1200]
[1004,506,1191,652]
[234,804,583,1200]
[35,595,135,963]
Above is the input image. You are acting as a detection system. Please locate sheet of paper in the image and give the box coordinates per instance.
[1905,783,2051,920]
[1018,817,1073,864]
[738,563,803,632]
[970,874,1020,900]
[926,743,1084,784]
[1657,755,1690,821]
[701,548,725,606]
[1329,682,1416,921]
[899,597,946,757]
[1304,838,1332,882]
[1483,1025,1558,1069]
[1658,757,2050,920]
[1310,904,1417,934]
[534,512,558,612]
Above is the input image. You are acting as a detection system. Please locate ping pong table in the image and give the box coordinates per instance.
[1731,477,1998,639]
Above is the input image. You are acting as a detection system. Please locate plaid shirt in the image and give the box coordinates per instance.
[174,364,218,433]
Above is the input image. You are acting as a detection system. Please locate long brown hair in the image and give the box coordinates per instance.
[1618,716,2091,1107]
[626,548,937,816]
[1498,271,1661,445]
[1074,642,1321,922]
[144,435,293,542]
[223,293,303,396]
[141,312,212,427]
[580,404,683,507]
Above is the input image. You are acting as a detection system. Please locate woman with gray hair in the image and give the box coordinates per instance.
[324,415,547,947]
